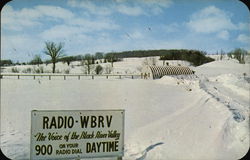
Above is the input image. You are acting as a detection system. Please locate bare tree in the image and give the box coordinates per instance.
[229,48,248,64]
[44,41,64,73]
[83,54,92,74]
[142,57,157,66]
[30,54,43,66]
[105,53,117,67]
[104,64,113,74]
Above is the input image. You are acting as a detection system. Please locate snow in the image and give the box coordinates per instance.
[0,58,249,160]
[192,58,249,77]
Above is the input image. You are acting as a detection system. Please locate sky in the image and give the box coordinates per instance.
[1,0,250,62]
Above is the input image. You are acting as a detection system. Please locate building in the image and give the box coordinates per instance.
[141,65,194,79]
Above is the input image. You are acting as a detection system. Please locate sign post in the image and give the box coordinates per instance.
[30,110,125,159]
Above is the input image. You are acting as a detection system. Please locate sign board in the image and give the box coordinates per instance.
[30,110,125,159]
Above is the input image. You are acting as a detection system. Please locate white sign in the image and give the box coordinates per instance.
[30,110,124,159]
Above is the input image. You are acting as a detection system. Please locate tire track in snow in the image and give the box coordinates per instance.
[129,142,164,160]
[198,75,247,122]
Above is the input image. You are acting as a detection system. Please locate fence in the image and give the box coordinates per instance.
[0,73,142,80]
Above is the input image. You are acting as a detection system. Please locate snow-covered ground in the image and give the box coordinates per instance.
[0,57,249,159]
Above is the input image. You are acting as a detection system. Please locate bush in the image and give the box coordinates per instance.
[63,69,70,74]
[31,66,44,73]
[104,64,113,74]
[142,57,157,66]
[11,67,19,73]
[39,66,44,73]
[228,48,248,64]
[55,69,61,73]
[82,64,95,74]
[33,68,40,73]
[22,67,32,73]
[136,66,142,72]
[95,65,103,74]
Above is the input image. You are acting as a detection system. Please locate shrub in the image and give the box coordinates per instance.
[22,67,32,73]
[32,66,44,73]
[64,69,70,74]
[81,67,87,74]
[82,64,95,74]
[55,69,60,73]
[95,65,103,74]
[44,70,51,73]
[104,64,113,74]
[33,67,40,73]
[11,67,19,73]
[142,57,157,66]
[39,66,44,73]
[228,48,248,64]
[83,54,96,74]
[136,66,142,72]
[125,69,131,74]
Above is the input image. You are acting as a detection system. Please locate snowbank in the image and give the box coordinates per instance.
[193,59,249,77]
[0,58,249,160]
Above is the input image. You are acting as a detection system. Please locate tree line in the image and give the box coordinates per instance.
[1,41,249,72]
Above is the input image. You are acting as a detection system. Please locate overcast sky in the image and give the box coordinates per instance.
[1,0,250,62]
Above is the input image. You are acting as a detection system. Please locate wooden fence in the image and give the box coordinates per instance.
[0,73,142,80]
